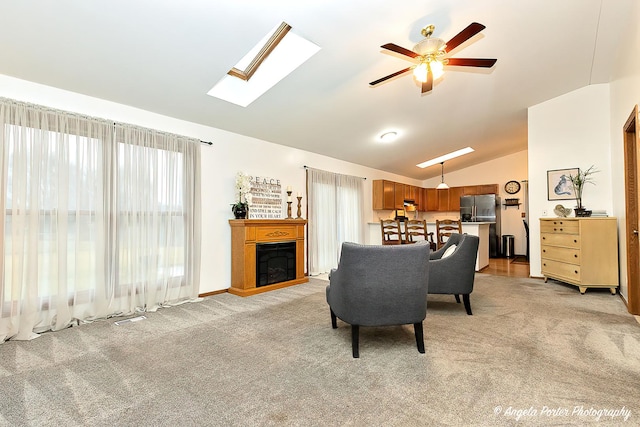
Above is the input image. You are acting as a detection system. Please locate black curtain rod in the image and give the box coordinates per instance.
[110,121,212,145]
[303,165,366,180]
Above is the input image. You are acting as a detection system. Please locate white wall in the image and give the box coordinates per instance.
[608,0,640,302]
[421,150,529,255]
[0,74,417,293]
[528,0,639,303]
[528,84,614,279]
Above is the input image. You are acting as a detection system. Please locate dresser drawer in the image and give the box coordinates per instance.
[540,220,579,234]
[541,245,580,264]
[540,233,580,248]
[541,259,581,284]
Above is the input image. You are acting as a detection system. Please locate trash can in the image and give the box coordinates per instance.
[502,235,515,258]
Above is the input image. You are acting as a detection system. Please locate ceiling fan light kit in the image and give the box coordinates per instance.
[370,22,497,94]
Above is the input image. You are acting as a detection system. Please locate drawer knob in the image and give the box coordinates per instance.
[543,263,546,266]
[554,228,557,231]
[574,254,578,258]
[574,270,578,274]
[542,237,546,240]
[543,249,546,253]
[559,228,563,231]
[574,240,577,243]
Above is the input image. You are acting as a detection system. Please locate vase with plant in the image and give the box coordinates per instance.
[232,171,252,219]
[568,165,598,217]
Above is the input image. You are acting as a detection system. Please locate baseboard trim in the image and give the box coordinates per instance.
[198,289,228,298]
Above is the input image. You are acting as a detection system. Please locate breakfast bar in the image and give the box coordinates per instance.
[368,221,491,271]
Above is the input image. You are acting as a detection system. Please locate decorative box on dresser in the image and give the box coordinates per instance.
[540,217,618,294]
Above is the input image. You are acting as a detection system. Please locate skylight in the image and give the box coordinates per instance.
[207,22,321,107]
[416,147,475,168]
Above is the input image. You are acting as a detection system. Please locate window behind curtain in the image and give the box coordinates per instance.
[0,98,201,342]
[307,168,364,275]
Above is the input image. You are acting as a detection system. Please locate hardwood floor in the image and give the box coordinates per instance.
[481,257,530,278]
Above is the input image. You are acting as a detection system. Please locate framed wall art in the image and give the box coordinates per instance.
[547,168,578,201]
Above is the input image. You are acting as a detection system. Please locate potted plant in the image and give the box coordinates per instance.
[568,165,598,217]
[232,171,252,219]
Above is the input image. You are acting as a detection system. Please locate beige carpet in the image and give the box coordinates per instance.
[0,274,638,426]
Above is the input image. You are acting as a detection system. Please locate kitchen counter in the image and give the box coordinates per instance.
[368,221,491,271]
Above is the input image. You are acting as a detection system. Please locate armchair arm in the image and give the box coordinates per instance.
[428,235,479,295]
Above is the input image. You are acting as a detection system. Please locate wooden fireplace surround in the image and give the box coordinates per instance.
[228,219,308,296]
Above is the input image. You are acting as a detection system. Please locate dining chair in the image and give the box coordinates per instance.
[404,219,436,251]
[380,219,403,245]
[435,219,462,249]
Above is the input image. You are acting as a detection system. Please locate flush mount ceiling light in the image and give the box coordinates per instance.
[416,147,474,169]
[207,22,321,107]
[436,162,449,190]
[379,131,398,143]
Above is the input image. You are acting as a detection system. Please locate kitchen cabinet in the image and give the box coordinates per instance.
[463,186,479,195]
[425,188,438,211]
[373,180,420,210]
[372,180,396,210]
[405,185,419,203]
[478,184,498,194]
[463,184,498,195]
[448,187,464,211]
[394,182,405,209]
[540,218,618,294]
[437,189,449,211]
[414,187,422,210]
[373,181,499,211]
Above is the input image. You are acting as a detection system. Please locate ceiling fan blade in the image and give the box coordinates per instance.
[369,67,412,86]
[381,43,420,59]
[421,70,433,93]
[445,22,486,53]
[446,58,497,68]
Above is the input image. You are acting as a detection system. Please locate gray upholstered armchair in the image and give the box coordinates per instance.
[429,233,479,315]
[326,241,430,358]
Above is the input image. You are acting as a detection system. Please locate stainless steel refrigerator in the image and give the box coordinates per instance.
[460,194,501,257]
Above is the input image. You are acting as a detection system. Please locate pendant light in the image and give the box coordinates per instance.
[436,162,449,189]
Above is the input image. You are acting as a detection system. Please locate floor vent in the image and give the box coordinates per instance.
[114,315,147,326]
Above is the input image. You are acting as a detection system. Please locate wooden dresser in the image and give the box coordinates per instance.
[540,217,618,294]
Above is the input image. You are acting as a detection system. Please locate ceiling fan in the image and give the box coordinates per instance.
[369,22,497,94]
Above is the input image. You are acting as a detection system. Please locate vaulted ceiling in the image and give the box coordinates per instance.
[0,0,633,179]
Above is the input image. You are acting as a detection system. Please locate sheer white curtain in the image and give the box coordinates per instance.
[0,99,201,342]
[307,168,364,275]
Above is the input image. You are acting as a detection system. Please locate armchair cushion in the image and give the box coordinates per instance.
[441,244,457,259]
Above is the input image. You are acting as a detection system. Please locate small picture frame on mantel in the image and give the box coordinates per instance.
[547,168,578,201]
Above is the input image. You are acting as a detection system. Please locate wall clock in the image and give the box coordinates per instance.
[504,180,521,194]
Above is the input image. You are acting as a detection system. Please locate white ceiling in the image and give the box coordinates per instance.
[0,0,633,179]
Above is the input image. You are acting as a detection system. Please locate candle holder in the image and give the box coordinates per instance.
[286,190,293,219]
[296,196,303,219]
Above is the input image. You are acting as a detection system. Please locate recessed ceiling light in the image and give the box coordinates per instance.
[416,147,474,168]
[379,131,398,143]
